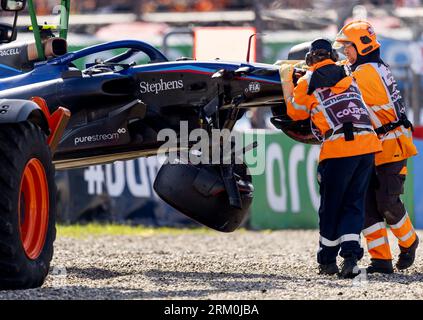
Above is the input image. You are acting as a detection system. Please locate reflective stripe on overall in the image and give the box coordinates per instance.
[366,63,406,142]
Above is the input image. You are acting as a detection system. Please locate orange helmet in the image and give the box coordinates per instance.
[333,20,381,56]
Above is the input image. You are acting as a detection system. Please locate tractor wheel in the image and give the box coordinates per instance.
[0,121,56,290]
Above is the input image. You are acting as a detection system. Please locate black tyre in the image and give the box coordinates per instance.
[0,121,56,290]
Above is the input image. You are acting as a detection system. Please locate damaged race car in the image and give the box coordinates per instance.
[0,0,313,289]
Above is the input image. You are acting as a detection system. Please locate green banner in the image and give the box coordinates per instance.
[249,131,320,230]
[248,131,414,230]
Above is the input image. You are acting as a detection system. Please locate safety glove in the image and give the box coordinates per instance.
[279,63,295,105]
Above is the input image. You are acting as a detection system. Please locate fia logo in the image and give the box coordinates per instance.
[248,82,261,93]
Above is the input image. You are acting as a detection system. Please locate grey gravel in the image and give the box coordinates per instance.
[1,230,422,300]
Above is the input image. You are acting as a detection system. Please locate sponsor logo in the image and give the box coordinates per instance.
[140,79,184,95]
[0,48,20,56]
[381,66,404,112]
[74,128,126,146]
[336,102,367,120]
[248,82,261,93]
[319,85,360,102]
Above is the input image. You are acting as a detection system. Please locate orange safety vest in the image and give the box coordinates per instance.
[286,59,382,162]
[352,63,418,167]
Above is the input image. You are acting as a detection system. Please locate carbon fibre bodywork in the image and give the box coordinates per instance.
[0,40,283,169]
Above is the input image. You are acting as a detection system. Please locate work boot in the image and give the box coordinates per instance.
[396,235,419,270]
[318,263,339,275]
[339,257,360,279]
[366,259,394,274]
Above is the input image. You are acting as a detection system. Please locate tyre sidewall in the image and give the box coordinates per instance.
[0,122,56,289]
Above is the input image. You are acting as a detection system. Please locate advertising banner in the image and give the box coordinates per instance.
[56,156,196,226]
[56,131,415,229]
[249,131,415,230]
[249,131,320,229]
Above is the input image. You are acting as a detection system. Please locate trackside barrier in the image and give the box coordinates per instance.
[55,131,415,229]
[248,131,415,230]
[413,139,423,229]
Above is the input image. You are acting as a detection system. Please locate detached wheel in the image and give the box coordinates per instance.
[0,121,56,290]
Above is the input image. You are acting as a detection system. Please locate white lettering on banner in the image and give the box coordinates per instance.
[289,144,305,213]
[307,146,320,211]
[265,142,320,214]
[105,162,125,197]
[266,143,287,212]
[83,157,162,197]
[126,158,151,198]
[244,132,265,176]
[146,157,160,199]
[84,165,104,195]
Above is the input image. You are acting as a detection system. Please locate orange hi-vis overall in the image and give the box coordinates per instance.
[353,62,418,260]
[286,60,382,162]
[352,63,417,166]
[284,59,382,265]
